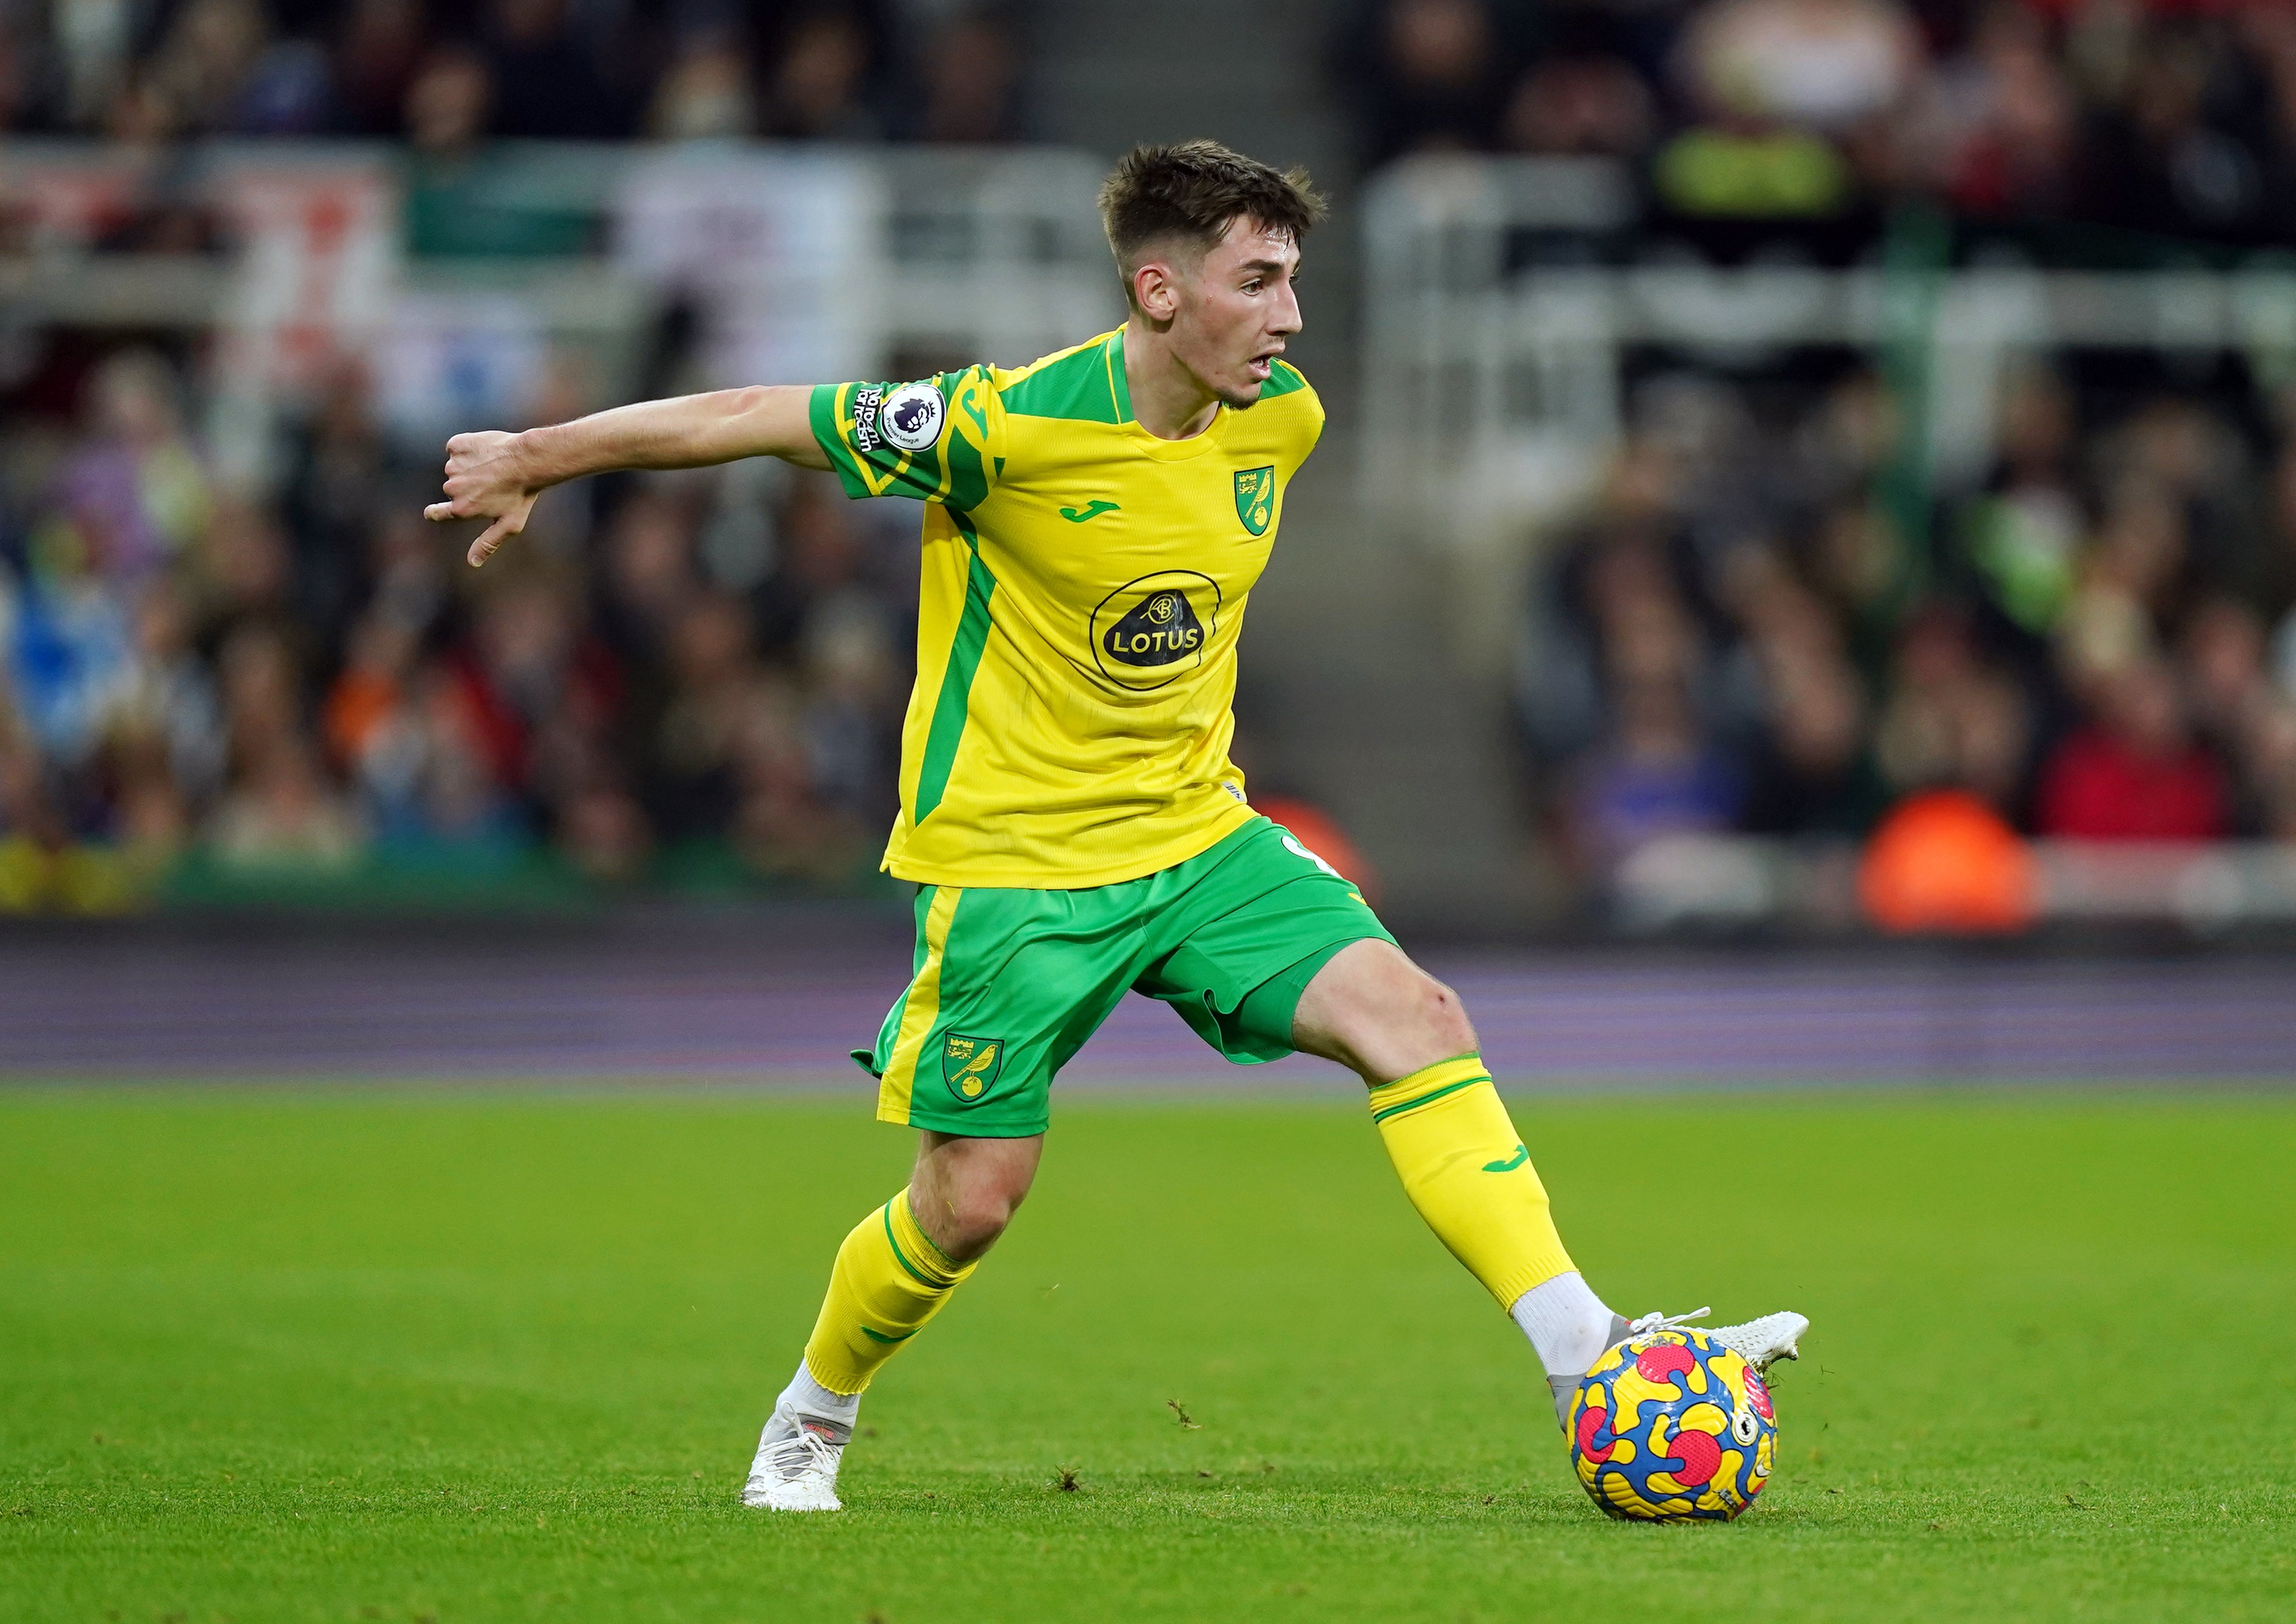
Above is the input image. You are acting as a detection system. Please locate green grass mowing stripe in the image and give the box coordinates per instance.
[0,1091,2291,1623]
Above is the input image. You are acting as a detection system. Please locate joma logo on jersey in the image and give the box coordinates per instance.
[1088,571,1221,692]
[1234,466,1275,536]
[941,1034,1004,1103]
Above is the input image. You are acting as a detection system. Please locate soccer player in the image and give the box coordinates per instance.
[427,141,1806,1513]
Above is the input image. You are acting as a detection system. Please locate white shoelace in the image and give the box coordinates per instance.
[760,1420,843,1483]
[1626,1306,1712,1338]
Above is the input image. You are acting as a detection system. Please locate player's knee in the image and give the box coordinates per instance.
[941,1179,1027,1257]
[1414,974,1476,1055]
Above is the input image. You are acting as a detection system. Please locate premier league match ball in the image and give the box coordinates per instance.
[1566,1329,1776,1522]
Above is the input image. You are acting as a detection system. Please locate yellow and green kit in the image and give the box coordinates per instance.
[795,329,1587,1402]
[812,327,1391,1132]
[853,815,1395,1136]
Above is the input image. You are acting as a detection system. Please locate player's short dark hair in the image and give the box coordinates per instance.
[1097,141,1327,304]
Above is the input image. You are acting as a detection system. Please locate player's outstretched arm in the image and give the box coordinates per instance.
[425,384,829,567]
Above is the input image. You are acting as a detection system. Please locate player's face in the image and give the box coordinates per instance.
[1170,218,1303,408]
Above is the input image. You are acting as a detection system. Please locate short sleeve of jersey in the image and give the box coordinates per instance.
[809,365,1004,510]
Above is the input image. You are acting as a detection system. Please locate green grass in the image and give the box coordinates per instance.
[2,1090,2292,1623]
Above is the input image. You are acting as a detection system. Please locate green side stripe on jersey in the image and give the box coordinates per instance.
[999,340,1122,423]
[1368,1075,1489,1125]
[913,531,997,823]
[1261,359,1309,399]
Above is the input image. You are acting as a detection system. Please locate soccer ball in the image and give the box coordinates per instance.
[1566,1328,1775,1521]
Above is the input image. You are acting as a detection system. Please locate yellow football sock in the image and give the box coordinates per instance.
[1369,1055,1576,1309]
[801,1188,976,1396]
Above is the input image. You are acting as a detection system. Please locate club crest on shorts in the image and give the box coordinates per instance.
[941,1033,1004,1103]
[1234,466,1275,536]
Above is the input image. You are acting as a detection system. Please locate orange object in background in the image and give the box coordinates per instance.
[1858,790,2036,934]
[1252,794,1381,909]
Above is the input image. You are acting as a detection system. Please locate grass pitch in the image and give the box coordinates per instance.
[2,1090,2291,1623]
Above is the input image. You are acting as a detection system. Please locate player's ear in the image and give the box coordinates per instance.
[1133,259,1180,324]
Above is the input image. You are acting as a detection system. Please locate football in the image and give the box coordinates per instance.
[1567,1329,1777,1522]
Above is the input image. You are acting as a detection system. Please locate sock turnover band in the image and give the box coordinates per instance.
[1369,1055,1577,1311]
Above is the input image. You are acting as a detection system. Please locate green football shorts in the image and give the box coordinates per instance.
[853,815,1397,1137]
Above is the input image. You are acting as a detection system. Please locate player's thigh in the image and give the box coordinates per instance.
[1291,938,1477,1083]
[861,884,1136,1138]
[1133,817,1397,1065]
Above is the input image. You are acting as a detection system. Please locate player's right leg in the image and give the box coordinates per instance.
[1292,940,1806,1429]
[745,1131,1040,1510]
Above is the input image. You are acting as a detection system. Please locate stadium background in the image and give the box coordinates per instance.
[4,8,2293,1622]
[8,0,2296,1078]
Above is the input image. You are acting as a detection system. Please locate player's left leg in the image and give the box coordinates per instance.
[1292,939,1806,1427]
[745,1131,1040,1511]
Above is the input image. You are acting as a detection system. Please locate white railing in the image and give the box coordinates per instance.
[1361,154,2296,533]
[1615,834,2296,933]
[1,139,1122,478]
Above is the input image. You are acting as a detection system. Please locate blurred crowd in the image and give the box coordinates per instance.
[1340,0,2296,252]
[1517,357,2296,884]
[0,0,1024,148]
[0,343,918,907]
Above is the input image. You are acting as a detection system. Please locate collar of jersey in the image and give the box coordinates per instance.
[1108,326,1230,461]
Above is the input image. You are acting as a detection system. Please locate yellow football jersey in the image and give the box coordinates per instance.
[809,325,1324,888]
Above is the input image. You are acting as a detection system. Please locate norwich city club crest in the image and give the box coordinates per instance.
[941,1033,1004,1104]
[1234,466,1275,536]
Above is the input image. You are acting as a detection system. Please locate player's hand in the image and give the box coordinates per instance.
[424,430,542,568]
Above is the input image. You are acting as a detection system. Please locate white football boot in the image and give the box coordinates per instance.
[1548,1307,1809,1430]
[741,1403,850,1511]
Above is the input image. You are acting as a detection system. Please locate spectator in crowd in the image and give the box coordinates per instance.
[1729,547,1886,836]
[760,9,882,141]
[1658,0,1924,221]
[1327,0,2296,254]
[1916,2,2078,219]
[484,0,623,141]
[334,0,429,136]
[1871,602,2033,814]
[5,0,940,156]
[1503,48,1658,160]
[912,10,1021,145]
[1337,0,1514,165]
[2035,654,2227,841]
[1517,344,2296,904]
[0,332,917,909]
[1958,364,2084,640]
[651,26,759,141]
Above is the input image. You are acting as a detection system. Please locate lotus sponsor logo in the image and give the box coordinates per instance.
[1088,570,1221,692]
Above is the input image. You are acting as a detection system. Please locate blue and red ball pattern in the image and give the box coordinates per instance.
[1567,1329,1776,1521]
